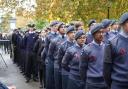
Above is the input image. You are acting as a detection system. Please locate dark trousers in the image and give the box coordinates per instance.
[39,64,46,88]
[86,83,107,89]
[13,46,18,63]
[111,81,128,89]
[61,69,69,89]
[46,58,55,89]
[25,51,37,79]
[54,67,62,89]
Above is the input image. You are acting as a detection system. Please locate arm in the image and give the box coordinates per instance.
[57,46,64,67]
[33,39,40,53]
[103,43,113,87]
[47,41,56,60]
[61,48,72,71]
[79,48,89,82]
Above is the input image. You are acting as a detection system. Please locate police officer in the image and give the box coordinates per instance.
[48,23,67,89]
[62,30,86,89]
[80,23,107,89]
[58,26,75,89]
[24,24,39,83]
[104,12,128,89]
[41,21,59,89]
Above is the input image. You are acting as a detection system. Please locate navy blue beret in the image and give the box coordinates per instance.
[91,23,104,35]
[88,19,96,27]
[119,12,128,24]
[101,19,112,28]
[75,30,85,40]
[66,26,75,34]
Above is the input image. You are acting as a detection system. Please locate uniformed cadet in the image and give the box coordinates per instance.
[58,26,75,89]
[24,24,39,83]
[86,19,96,44]
[33,30,45,88]
[41,21,59,89]
[79,23,107,89]
[48,23,67,89]
[101,19,112,43]
[74,21,84,31]
[109,20,119,39]
[62,30,86,89]
[103,12,128,89]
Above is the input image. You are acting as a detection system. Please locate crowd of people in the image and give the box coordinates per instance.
[4,12,128,89]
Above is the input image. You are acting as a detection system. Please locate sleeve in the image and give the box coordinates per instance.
[47,41,56,60]
[33,39,40,53]
[103,43,113,87]
[57,46,64,67]
[41,49,46,64]
[44,36,50,53]
[79,48,89,81]
[61,48,73,71]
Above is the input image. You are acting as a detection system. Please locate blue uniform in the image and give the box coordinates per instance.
[24,32,38,79]
[108,30,118,40]
[57,39,74,89]
[104,31,128,89]
[42,32,58,89]
[103,32,111,44]
[62,43,85,89]
[48,35,66,89]
[80,41,107,89]
[86,31,93,44]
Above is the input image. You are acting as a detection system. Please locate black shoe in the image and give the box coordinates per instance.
[26,78,30,83]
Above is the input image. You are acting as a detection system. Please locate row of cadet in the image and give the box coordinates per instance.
[11,12,128,89]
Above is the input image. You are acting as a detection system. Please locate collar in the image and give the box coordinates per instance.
[119,29,128,38]
[92,40,103,46]
[111,30,118,33]
[58,34,66,38]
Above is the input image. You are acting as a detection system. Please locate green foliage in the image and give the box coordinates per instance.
[35,19,49,30]
[36,0,128,24]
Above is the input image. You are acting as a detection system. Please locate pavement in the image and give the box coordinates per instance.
[0,51,40,89]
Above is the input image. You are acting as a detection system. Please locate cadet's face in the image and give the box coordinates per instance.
[93,29,104,42]
[103,26,110,32]
[111,24,119,30]
[77,35,86,45]
[67,31,75,40]
[52,25,58,32]
[78,25,84,30]
[29,28,34,31]
[122,21,128,33]
[59,25,66,34]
